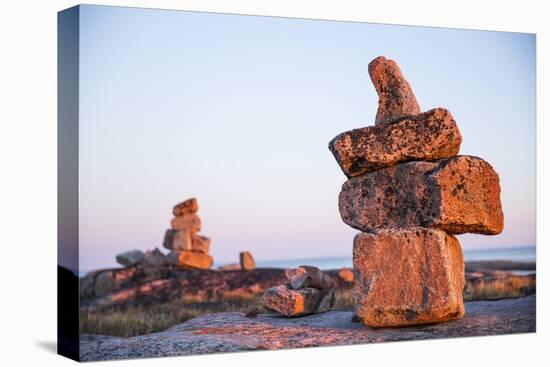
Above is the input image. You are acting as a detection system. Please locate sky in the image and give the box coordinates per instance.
[77,5,536,270]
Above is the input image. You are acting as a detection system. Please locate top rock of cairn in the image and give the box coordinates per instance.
[368,56,421,125]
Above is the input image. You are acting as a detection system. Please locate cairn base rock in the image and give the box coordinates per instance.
[353,228,465,327]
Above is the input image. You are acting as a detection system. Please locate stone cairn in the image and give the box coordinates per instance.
[261,266,335,317]
[162,198,214,269]
[328,56,504,327]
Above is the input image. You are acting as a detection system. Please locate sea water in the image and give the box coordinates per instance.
[249,246,536,270]
[79,246,535,276]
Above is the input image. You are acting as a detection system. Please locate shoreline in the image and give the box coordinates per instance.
[77,259,537,278]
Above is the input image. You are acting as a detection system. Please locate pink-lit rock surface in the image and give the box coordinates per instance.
[80,296,535,361]
[368,56,421,125]
[353,228,465,327]
[339,155,503,235]
[329,108,461,178]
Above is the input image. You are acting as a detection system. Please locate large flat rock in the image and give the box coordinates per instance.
[80,295,535,361]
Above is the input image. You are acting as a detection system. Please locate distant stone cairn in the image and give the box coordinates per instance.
[163,198,214,270]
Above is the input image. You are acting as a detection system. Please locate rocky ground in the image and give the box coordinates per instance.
[79,261,536,312]
[80,295,535,361]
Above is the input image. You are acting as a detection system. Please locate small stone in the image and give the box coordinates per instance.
[178,250,213,270]
[164,229,193,251]
[94,271,118,297]
[162,229,176,250]
[261,285,334,317]
[173,198,198,216]
[219,263,241,271]
[115,250,145,267]
[315,288,336,313]
[143,248,166,268]
[338,268,354,283]
[329,108,462,178]
[339,155,504,235]
[285,266,332,290]
[171,213,201,232]
[245,307,261,318]
[165,251,181,265]
[240,251,256,270]
[191,234,211,254]
[79,272,96,299]
[368,56,420,125]
[353,228,465,327]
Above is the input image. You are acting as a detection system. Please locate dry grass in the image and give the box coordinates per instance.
[81,275,535,337]
[80,293,263,337]
[80,306,201,337]
[333,287,354,310]
[466,275,536,301]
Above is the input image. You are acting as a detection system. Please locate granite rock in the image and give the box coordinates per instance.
[171,214,201,232]
[179,250,213,270]
[143,248,167,268]
[261,285,335,317]
[368,56,421,125]
[240,251,256,270]
[115,250,145,267]
[285,266,332,290]
[329,108,461,177]
[94,272,119,298]
[338,268,354,283]
[219,263,242,271]
[164,229,194,251]
[339,155,504,235]
[166,251,181,265]
[173,198,199,216]
[353,228,465,327]
[191,234,211,254]
[80,296,535,361]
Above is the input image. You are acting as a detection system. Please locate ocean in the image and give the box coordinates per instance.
[78,246,535,276]
[244,246,536,271]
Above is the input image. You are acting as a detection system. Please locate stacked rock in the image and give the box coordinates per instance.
[162,198,214,270]
[328,56,504,327]
[261,266,335,317]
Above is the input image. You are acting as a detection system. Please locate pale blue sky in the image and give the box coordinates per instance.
[78,5,536,270]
